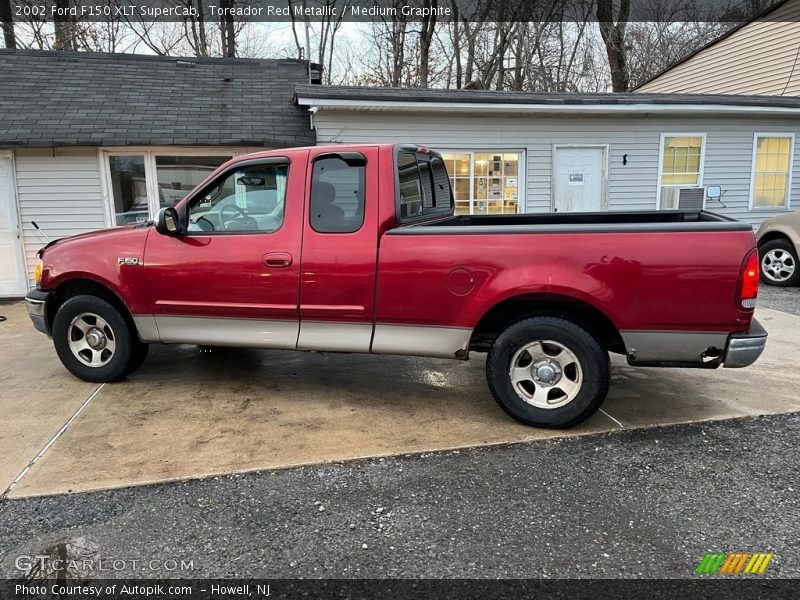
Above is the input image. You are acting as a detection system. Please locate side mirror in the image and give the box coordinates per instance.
[155,207,180,236]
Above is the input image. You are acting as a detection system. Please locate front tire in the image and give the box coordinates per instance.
[759,239,800,287]
[486,317,610,428]
[52,294,141,383]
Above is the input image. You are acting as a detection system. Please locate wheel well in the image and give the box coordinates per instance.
[469,294,626,354]
[757,232,793,248]
[49,279,137,334]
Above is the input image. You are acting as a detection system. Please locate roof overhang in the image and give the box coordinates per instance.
[296,96,800,117]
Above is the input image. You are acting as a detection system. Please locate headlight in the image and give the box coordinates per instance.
[34,259,43,288]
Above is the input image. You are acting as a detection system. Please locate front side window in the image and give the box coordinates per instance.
[440,151,520,215]
[187,163,288,233]
[659,135,704,209]
[310,155,366,233]
[752,135,793,209]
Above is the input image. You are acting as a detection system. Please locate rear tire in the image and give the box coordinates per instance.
[759,239,800,287]
[52,294,140,383]
[486,317,610,428]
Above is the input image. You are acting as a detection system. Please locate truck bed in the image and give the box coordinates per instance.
[391,210,752,235]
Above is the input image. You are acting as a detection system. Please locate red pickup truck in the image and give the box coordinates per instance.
[26,144,767,428]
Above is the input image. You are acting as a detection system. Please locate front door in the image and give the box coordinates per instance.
[142,154,306,347]
[553,146,607,212]
[0,155,27,297]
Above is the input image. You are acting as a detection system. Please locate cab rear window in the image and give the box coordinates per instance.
[396,149,453,221]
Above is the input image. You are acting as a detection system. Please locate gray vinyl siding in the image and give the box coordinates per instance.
[636,1,800,95]
[15,147,106,285]
[311,110,800,227]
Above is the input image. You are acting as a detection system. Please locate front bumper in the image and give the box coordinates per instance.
[723,319,768,368]
[25,289,54,336]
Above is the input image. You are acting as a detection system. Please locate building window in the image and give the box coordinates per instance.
[441,151,522,215]
[155,155,231,211]
[109,155,148,225]
[659,135,705,210]
[751,135,793,209]
[104,151,234,226]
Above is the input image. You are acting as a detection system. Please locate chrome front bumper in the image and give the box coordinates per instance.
[25,289,53,336]
[723,319,768,368]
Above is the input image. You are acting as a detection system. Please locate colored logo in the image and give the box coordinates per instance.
[696,552,774,575]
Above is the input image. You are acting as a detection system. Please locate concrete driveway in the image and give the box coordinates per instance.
[1,300,799,499]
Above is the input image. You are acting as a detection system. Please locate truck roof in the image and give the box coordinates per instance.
[231,143,427,163]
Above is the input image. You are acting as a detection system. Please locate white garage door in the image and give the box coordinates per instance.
[0,155,27,297]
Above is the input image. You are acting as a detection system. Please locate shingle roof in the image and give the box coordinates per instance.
[0,49,316,148]
[294,84,800,109]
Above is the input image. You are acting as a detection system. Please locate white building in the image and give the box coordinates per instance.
[296,85,800,227]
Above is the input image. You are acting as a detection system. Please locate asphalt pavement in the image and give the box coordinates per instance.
[759,284,800,316]
[1,412,798,579]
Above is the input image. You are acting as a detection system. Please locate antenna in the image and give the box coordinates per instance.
[30,221,52,243]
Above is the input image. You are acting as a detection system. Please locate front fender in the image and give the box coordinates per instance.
[39,226,151,314]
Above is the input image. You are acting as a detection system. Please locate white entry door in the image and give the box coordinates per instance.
[553,146,607,212]
[0,155,27,297]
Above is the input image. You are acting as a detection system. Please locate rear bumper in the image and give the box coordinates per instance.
[25,289,53,336]
[723,319,768,368]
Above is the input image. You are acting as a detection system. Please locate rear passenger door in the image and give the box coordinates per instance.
[297,147,379,352]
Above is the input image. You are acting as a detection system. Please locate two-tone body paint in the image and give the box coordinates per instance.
[36,143,759,363]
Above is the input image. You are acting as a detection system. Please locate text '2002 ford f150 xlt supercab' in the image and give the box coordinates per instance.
[26,144,768,428]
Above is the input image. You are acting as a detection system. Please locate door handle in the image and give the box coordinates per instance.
[263,252,293,268]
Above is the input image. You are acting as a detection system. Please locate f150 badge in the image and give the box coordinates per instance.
[117,257,140,266]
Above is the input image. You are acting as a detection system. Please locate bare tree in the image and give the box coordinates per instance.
[1,0,15,49]
[188,0,209,57]
[219,0,236,57]
[418,0,438,87]
[53,0,76,50]
[596,0,630,91]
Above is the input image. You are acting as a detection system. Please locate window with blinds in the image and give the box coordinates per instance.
[659,135,705,210]
[751,135,793,209]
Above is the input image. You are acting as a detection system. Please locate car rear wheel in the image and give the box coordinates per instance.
[53,294,144,383]
[485,317,610,428]
[759,239,800,287]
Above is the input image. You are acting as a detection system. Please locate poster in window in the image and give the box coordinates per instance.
[488,177,503,199]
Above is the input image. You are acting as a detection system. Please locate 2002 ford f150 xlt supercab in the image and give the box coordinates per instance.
[25,144,768,428]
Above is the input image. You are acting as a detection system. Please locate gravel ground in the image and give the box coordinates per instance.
[759,284,800,316]
[1,412,798,580]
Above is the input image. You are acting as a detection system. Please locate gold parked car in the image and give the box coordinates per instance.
[756,211,800,287]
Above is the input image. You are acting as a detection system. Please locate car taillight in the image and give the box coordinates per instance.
[739,250,759,309]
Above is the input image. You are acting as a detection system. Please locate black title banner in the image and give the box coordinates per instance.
[2,579,800,600]
[6,0,794,23]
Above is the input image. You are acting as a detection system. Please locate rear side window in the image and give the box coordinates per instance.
[396,150,453,221]
[310,154,366,233]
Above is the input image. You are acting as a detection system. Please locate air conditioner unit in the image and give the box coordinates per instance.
[661,187,704,210]
[677,187,704,210]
